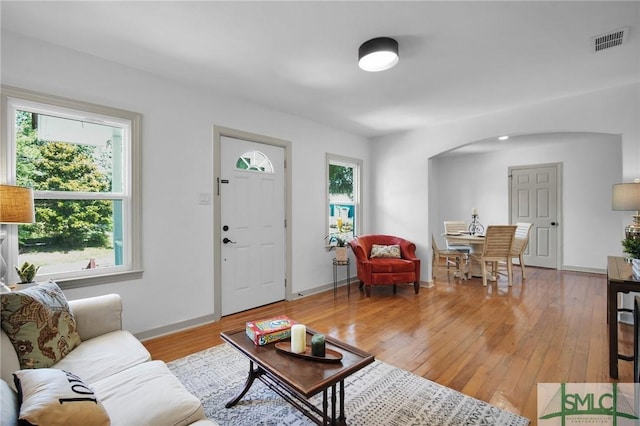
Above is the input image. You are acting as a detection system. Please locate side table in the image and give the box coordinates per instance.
[607,256,640,378]
[332,258,351,297]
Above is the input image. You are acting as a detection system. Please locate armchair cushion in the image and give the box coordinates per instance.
[370,244,402,259]
[0,281,81,369]
[370,258,416,274]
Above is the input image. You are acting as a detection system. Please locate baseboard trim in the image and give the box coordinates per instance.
[561,265,606,274]
[136,279,428,340]
[136,313,217,342]
[293,279,352,299]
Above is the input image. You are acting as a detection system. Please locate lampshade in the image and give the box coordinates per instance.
[358,37,399,72]
[612,180,640,238]
[0,185,35,224]
[613,181,640,211]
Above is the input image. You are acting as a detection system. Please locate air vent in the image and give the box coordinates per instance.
[593,27,628,52]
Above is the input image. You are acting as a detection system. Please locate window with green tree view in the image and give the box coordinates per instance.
[2,87,141,284]
[327,154,361,245]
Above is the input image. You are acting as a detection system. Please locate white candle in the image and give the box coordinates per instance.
[290,324,306,353]
[472,208,477,215]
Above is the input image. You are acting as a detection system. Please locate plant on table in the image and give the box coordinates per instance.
[325,234,349,248]
[325,234,350,261]
[622,237,640,259]
[622,237,640,277]
[14,261,41,284]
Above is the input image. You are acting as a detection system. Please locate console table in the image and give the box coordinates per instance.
[607,256,639,378]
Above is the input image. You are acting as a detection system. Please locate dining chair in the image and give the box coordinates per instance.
[470,225,517,286]
[510,222,533,279]
[443,221,471,253]
[431,235,467,281]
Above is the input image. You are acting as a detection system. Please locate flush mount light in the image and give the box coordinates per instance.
[358,37,399,72]
[498,135,509,141]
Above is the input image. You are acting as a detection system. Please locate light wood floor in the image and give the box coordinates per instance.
[143,266,633,424]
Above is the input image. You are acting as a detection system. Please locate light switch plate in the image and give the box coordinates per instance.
[198,193,211,205]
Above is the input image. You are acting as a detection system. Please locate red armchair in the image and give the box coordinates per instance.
[348,234,421,297]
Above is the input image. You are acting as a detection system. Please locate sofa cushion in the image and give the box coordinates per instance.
[92,360,206,426]
[53,329,151,385]
[1,379,18,426]
[0,281,81,369]
[370,258,416,273]
[370,244,401,259]
[13,368,109,426]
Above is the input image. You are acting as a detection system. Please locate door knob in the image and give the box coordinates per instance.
[551,222,558,226]
[223,237,236,244]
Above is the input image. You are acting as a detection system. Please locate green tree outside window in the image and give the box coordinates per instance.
[16,111,113,252]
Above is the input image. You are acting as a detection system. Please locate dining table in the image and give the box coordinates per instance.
[442,232,487,278]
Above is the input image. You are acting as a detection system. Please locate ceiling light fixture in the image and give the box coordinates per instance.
[499,136,509,141]
[358,37,399,72]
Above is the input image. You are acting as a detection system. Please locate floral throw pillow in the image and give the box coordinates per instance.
[370,244,402,259]
[0,281,81,369]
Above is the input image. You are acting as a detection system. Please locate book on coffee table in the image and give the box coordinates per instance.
[245,315,297,346]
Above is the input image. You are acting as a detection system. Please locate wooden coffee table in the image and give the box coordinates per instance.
[220,326,374,425]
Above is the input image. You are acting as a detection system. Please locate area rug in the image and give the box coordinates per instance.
[168,344,530,425]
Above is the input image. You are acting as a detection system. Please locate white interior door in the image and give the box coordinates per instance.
[220,136,285,315]
[509,164,560,269]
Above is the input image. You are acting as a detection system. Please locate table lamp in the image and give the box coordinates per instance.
[0,184,35,287]
[612,179,640,239]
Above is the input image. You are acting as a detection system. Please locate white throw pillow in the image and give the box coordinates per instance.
[370,244,402,259]
[13,368,110,426]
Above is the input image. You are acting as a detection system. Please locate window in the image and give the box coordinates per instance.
[236,150,274,173]
[1,87,142,285]
[326,154,361,245]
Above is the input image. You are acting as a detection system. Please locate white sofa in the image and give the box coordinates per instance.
[1,293,216,426]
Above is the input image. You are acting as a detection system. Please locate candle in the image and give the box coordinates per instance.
[472,208,477,215]
[311,333,326,357]
[290,324,306,353]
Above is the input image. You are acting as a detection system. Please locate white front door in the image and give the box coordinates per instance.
[220,136,286,315]
[509,164,561,269]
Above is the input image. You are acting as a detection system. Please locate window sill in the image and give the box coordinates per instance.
[51,269,144,290]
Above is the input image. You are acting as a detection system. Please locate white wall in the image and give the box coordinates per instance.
[3,29,639,334]
[431,133,623,271]
[1,31,371,336]
[372,83,640,279]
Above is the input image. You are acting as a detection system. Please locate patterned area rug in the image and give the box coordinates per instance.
[168,344,530,426]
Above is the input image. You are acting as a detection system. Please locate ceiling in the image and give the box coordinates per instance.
[1,1,638,139]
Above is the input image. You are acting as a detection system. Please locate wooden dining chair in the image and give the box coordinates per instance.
[470,225,517,286]
[443,221,471,253]
[510,222,533,279]
[432,234,467,281]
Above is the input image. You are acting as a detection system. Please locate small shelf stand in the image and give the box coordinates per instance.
[332,258,351,298]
